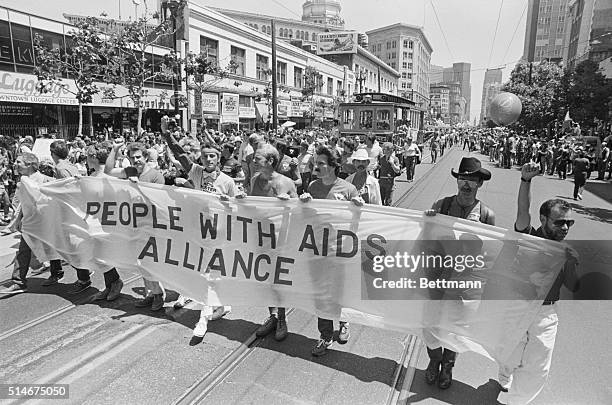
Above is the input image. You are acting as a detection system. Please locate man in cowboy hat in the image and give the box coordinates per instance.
[346,148,382,205]
[423,156,496,389]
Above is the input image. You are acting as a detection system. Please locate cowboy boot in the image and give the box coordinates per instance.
[425,347,443,385]
[438,349,457,389]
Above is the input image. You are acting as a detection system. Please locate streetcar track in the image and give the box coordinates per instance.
[0,273,142,343]
[173,308,298,405]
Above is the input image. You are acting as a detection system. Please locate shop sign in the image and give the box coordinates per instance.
[0,104,32,116]
[221,93,239,116]
[201,92,219,114]
[277,100,291,118]
[290,100,302,117]
[239,106,256,118]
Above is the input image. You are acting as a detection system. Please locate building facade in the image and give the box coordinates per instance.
[0,6,177,138]
[564,0,612,69]
[430,84,450,124]
[523,0,570,63]
[480,68,503,123]
[187,4,349,130]
[364,23,433,113]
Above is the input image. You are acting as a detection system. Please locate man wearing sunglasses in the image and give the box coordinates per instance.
[498,162,580,405]
[423,157,495,389]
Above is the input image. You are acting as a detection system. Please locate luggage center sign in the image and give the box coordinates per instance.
[316,32,358,55]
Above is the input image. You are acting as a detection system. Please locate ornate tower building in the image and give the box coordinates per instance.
[301,0,345,29]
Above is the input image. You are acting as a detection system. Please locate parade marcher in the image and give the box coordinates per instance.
[346,148,382,205]
[424,156,495,389]
[47,140,95,292]
[402,136,421,182]
[296,141,312,194]
[299,145,363,356]
[377,142,401,206]
[498,162,580,405]
[105,139,166,311]
[250,143,298,342]
[0,153,53,296]
[84,143,125,301]
[572,150,589,200]
[597,142,610,180]
[430,135,440,164]
[161,116,237,337]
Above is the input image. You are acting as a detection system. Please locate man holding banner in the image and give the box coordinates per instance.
[300,145,363,356]
[498,162,580,405]
[105,138,166,311]
[161,116,238,338]
[424,156,495,389]
[250,142,298,342]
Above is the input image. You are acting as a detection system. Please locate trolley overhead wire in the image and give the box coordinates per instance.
[429,0,455,61]
[487,0,505,68]
[500,1,527,67]
[270,0,302,19]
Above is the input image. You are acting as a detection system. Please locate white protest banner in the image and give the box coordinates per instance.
[18,177,567,361]
[31,138,55,162]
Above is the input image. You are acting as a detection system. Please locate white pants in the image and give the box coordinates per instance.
[498,304,558,405]
[143,278,165,297]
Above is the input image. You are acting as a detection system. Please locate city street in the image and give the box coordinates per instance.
[1,145,610,404]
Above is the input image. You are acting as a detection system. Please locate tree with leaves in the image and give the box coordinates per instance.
[105,2,185,134]
[302,66,323,124]
[34,17,106,137]
[502,61,564,131]
[563,60,612,129]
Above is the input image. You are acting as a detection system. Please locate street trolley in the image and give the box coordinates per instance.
[337,93,417,148]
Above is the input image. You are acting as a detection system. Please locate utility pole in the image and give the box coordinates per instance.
[271,19,278,131]
[528,62,533,86]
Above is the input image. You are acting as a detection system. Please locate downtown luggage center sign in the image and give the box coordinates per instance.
[19,176,570,362]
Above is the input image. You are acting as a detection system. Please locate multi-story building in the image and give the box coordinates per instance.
[430,84,450,124]
[212,0,347,52]
[564,0,612,69]
[187,4,349,129]
[523,0,570,63]
[365,23,433,113]
[434,62,472,121]
[480,68,503,123]
[0,5,177,138]
[430,64,444,85]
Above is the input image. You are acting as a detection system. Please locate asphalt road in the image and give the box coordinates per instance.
[0,144,610,404]
[396,146,612,405]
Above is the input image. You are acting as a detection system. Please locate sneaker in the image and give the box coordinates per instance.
[255,315,278,337]
[577,194,583,200]
[106,279,123,301]
[0,284,27,296]
[92,288,110,301]
[173,294,192,309]
[311,338,333,356]
[135,295,154,308]
[67,280,92,295]
[210,306,231,321]
[274,318,288,341]
[151,294,164,311]
[193,318,208,338]
[42,274,64,286]
[337,323,350,344]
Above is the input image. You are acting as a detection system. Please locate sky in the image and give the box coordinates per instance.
[1,0,529,121]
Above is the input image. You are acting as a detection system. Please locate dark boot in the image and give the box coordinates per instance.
[425,347,443,385]
[438,349,457,389]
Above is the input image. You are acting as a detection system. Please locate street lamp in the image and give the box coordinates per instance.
[161,0,182,120]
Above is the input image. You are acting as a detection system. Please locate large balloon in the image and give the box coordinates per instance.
[489,92,522,126]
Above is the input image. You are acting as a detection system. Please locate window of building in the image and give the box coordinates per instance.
[402,61,407,69]
[327,77,333,95]
[391,62,396,68]
[312,33,316,41]
[408,52,413,59]
[377,43,381,51]
[403,39,408,48]
[387,41,391,49]
[254,24,258,30]
[337,80,343,96]
[267,26,271,34]
[277,61,287,84]
[230,46,246,76]
[401,72,406,79]
[392,40,396,48]
[407,63,413,70]
[262,25,266,33]
[407,73,412,80]
[401,82,407,89]
[200,36,218,66]
[256,54,269,81]
[409,40,414,49]
[294,66,303,88]
[289,29,293,38]
[391,52,396,58]
[403,51,407,59]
